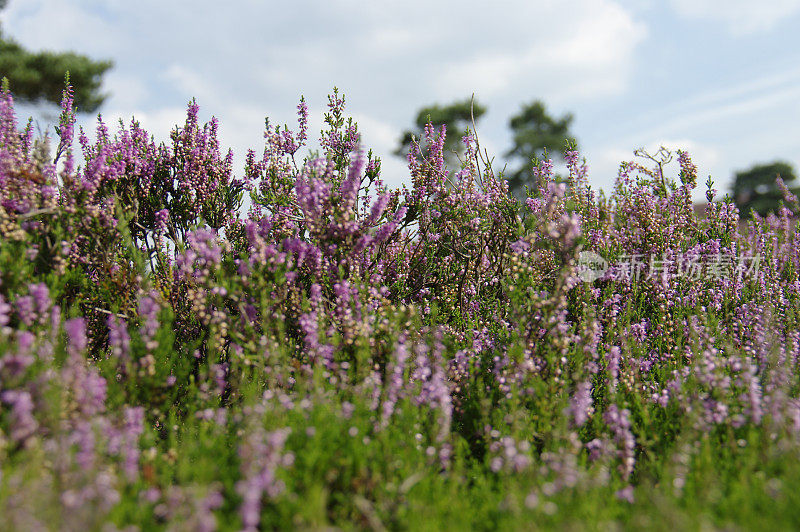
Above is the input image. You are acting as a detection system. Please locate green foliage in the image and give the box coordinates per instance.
[732,160,799,217]
[505,100,576,197]
[0,28,112,113]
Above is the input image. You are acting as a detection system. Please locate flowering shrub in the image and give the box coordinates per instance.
[2,81,800,529]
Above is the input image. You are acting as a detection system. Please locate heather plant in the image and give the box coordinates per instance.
[3,80,800,530]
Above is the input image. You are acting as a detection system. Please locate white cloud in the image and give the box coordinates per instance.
[350,113,400,154]
[1,0,118,55]
[436,0,646,102]
[163,64,220,105]
[6,0,648,105]
[621,74,800,146]
[103,73,149,109]
[360,26,431,55]
[669,0,800,34]
[1,0,649,189]
[659,85,800,135]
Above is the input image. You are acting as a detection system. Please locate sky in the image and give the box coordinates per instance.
[2,0,799,200]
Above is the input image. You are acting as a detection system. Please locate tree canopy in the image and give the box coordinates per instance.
[732,161,799,217]
[504,100,576,197]
[0,24,112,113]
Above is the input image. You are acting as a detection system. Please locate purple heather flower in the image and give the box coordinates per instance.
[677,150,698,188]
[236,427,291,531]
[0,294,11,328]
[616,485,635,504]
[107,315,130,361]
[212,362,228,395]
[569,380,593,427]
[138,291,161,351]
[1,389,38,443]
[116,406,145,481]
[56,83,77,175]
[604,405,636,480]
[155,209,169,231]
[28,283,50,315]
[15,295,34,327]
[65,317,87,355]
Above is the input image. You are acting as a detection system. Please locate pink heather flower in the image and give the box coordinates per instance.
[56,82,77,175]
[296,97,309,146]
[677,150,698,188]
[155,209,170,231]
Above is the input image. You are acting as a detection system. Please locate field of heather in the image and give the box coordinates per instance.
[2,84,800,530]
